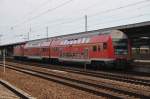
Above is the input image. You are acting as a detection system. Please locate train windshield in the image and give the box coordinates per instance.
[113,39,128,55]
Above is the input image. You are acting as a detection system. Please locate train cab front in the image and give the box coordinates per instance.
[110,30,132,69]
[114,39,130,67]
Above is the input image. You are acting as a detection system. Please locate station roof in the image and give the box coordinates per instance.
[99,21,150,30]
[0,41,26,47]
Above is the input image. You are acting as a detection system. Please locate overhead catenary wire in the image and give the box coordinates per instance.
[12,0,103,29]
[30,12,150,35]
[88,0,150,17]
[10,0,150,42]
[14,0,149,28]
[27,0,53,16]
[56,0,150,26]
[88,12,150,29]
[19,0,53,21]
[26,0,150,30]
[31,0,150,28]
[16,9,150,34]
[14,0,74,27]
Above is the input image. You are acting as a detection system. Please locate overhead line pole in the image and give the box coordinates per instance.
[84,15,88,71]
[46,26,49,41]
[85,15,88,32]
[28,26,31,41]
[28,32,29,41]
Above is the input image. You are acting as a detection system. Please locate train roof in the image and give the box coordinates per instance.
[26,29,119,43]
[24,29,124,48]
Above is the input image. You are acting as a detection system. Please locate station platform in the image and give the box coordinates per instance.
[134,59,150,63]
[0,84,20,99]
[133,59,150,67]
[132,60,150,73]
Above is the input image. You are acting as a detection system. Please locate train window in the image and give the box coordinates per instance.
[93,46,97,52]
[53,47,59,51]
[56,47,59,51]
[81,52,84,55]
[103,43,107,50]
[98,45,101,51]
[42,48,48,52]
[53,47,55,51]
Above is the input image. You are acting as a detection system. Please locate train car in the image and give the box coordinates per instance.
[50,38,61,63]
[13,43,26,59]
[13,30,131,69]
[40,39,52,59]
[23,39,53,61]
[23,40,41,59]
[54,30,131,69]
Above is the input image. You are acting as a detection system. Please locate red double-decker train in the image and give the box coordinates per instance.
[14,30,132,69]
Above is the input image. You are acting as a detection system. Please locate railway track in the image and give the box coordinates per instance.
[6,59,150,87]
[0,61,150,98]
[0,79,35,99]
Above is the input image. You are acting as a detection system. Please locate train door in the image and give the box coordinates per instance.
[84,48,89,59]
[59,47,63,58]
[97,44,101,57]
[90,43,102,59]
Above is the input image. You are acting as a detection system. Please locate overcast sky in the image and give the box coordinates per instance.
[0,0,150,45]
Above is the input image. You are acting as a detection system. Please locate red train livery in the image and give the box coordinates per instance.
[14,30,132,69]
